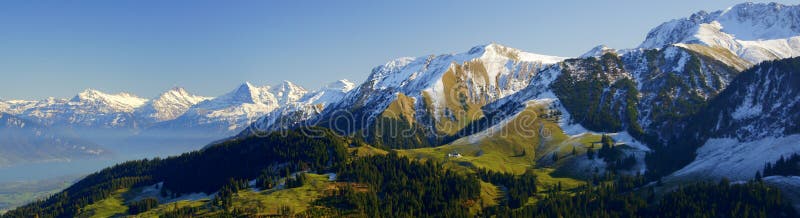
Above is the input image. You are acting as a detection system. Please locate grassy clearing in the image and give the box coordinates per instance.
[349,145,388,157]
[398,102,602,177]
[398,104,544,174]
[229,173,332,216]
[678,44,752,71]
[532,168,585,191]
[396,101,599,209]
[81,173,335,217]
[78,188,129,218]
[381,93,416,123]
[137,200,209,217]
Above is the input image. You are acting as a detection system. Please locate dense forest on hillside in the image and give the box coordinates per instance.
[3,127,796,218]
[317,153,481,217]
[552,53,641,134]
[490,178,795,217]
[3,128,348,217]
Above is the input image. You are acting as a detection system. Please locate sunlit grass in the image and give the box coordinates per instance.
[78,188,129,218]
[230,173,331,215]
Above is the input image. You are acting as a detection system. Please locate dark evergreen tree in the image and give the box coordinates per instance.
[128,198,158,215]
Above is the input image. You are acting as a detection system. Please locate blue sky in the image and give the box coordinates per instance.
[0,0,795,99]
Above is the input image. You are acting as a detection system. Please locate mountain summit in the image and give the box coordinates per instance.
[640,2,800,64]
[270,81,308,105]
[70,89,148,113]
[242,79,356,135]
[136,87,211,122]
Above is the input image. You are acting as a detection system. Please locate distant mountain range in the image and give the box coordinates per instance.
[0,80,354,166]
[2,2,799,185]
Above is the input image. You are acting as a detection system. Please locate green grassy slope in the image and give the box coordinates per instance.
[397,101,597,190]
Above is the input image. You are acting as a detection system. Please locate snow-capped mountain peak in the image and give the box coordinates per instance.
[153,82,284,134]
[270,80,308,105]
[717,2,800,40]
[137,87,211,122]
[70,89,148,112]
[580,45,617,58]
[324,79,356,92]
[242,79,355,135]
[478,42,566,64]
[166,87,189,95]
[639,2,800,64]
[216,82,276,105]
[363,42,567,93]
[156,87,208,102]
[295,79,355,106]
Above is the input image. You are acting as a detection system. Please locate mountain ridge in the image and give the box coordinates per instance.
[640,2,800,64]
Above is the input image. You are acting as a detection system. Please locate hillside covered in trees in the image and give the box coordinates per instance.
[2,127,796,217]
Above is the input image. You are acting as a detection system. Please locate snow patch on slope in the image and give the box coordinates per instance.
[730,83,763,120]
[129,182,211,204]
[609,131,650,152]
[580,45,616,58]
[669,134,800,181]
